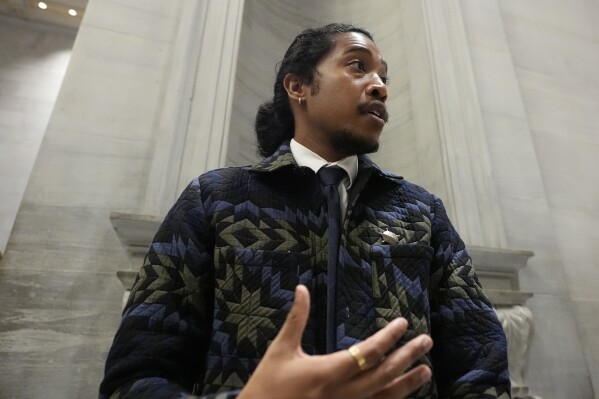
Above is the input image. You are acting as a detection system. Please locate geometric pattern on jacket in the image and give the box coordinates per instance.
[100,141,511,399]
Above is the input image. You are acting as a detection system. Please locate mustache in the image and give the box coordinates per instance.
[358,101,389,123]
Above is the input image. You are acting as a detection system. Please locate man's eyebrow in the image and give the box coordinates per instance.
[343,45,388,73]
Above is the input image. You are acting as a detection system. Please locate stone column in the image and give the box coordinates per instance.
[400,0,506,248]
[111,0,245,304]
[399,2,542,397]
[141,0,245,217]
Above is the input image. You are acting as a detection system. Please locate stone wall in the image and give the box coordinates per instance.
[498,0,599,395]
[0,2,185,397]
[442,1,599,396]
[0,16,74,256]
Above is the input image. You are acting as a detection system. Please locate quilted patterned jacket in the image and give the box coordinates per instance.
[100,142,510,399]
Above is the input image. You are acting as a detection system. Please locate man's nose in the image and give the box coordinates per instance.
[367,75,388,103]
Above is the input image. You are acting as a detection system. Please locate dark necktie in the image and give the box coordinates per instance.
[317,166,347,353]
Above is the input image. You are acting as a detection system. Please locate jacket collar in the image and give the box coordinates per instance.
[250,140,404,184]
[250,141,298,172]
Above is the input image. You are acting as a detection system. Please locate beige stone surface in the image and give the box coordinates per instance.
[525,294,594,398]
[551,209,599,301]
[497,0,599,396]
[2,0,598,397]
[0,16,75,255]
[0,1,185,396]
[572,299,599,398]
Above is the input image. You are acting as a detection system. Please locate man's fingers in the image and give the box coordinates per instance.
[350,334,433,397]
[373,365,432,399]
[273,285,311,349]
[378,334,432,386]
[331,318,409,378]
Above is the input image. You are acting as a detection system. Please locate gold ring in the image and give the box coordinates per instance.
[348,345,368,370]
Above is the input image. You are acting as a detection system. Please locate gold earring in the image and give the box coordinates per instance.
[298,98,303,105]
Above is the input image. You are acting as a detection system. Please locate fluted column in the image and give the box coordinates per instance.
[400,0,506,248]
[398,4,545,395]
[142,0,245,216]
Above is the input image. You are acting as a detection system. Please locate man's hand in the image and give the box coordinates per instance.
[237,285,433,399]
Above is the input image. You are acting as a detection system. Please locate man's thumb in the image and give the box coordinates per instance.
[276,285,310,348]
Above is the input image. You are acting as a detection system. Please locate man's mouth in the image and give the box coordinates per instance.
[368,109,384,120]
[360,102,389,123]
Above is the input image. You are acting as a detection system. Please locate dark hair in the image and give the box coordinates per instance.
[255,23,374,157]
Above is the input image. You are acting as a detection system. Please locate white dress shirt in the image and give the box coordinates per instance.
[289,138,358,223]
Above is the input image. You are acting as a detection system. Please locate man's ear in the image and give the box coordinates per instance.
[283,73,307,104]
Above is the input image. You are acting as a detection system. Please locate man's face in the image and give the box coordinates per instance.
[300,32,389,160]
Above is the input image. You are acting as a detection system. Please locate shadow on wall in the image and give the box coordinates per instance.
[0,15,75,256]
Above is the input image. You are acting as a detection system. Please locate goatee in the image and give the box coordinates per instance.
[329,128,380,156]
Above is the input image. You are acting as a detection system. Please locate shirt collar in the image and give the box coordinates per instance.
[250,140,403,185]
[290,138,358,188]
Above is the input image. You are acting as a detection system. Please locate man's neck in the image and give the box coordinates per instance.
[290,139,358,188]
[292,134,346,162]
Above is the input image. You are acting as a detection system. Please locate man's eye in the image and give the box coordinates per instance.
[351,61,366,72]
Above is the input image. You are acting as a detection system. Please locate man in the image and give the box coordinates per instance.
[100,23,510,398]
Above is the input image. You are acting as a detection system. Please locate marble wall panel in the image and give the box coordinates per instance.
[40,128,152,160]
[73,25,173,72]
[1,2,186,396]
[43,14,183,146]
[499,2,599,88]
[1,73,65,97]
[48,65,164,142]
[572,299,599,396]
[551,209,599,301]
[4,204,134,273]
[480,113,546,201]
[459,0,510,52]
[0,17,75,255]
[374,119,420,182]
[587,0,599,37]
[498,0,596,37]
[369,56,415,178]
[517,68,599,145]
[400,0,448,198]
[174,0,245,190]
[497,196,568,295]
[525,294,594,398]
[497,1,599,395]
[226,0,297,159]
[531,132,599,214]
[0,268,124,398]
[409,85,445,195]
[0,193,21,259]
[460,0,549,211]
[496,197,553,251]
[11,14,175,210]
[0,132,43,188]
[0,18,73,61]
[517,249,568,297]
[468,46,526,120]
[19,126,152,211]
[0,102,55,132]
[83,0,180,42]
[22,141,149,209]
